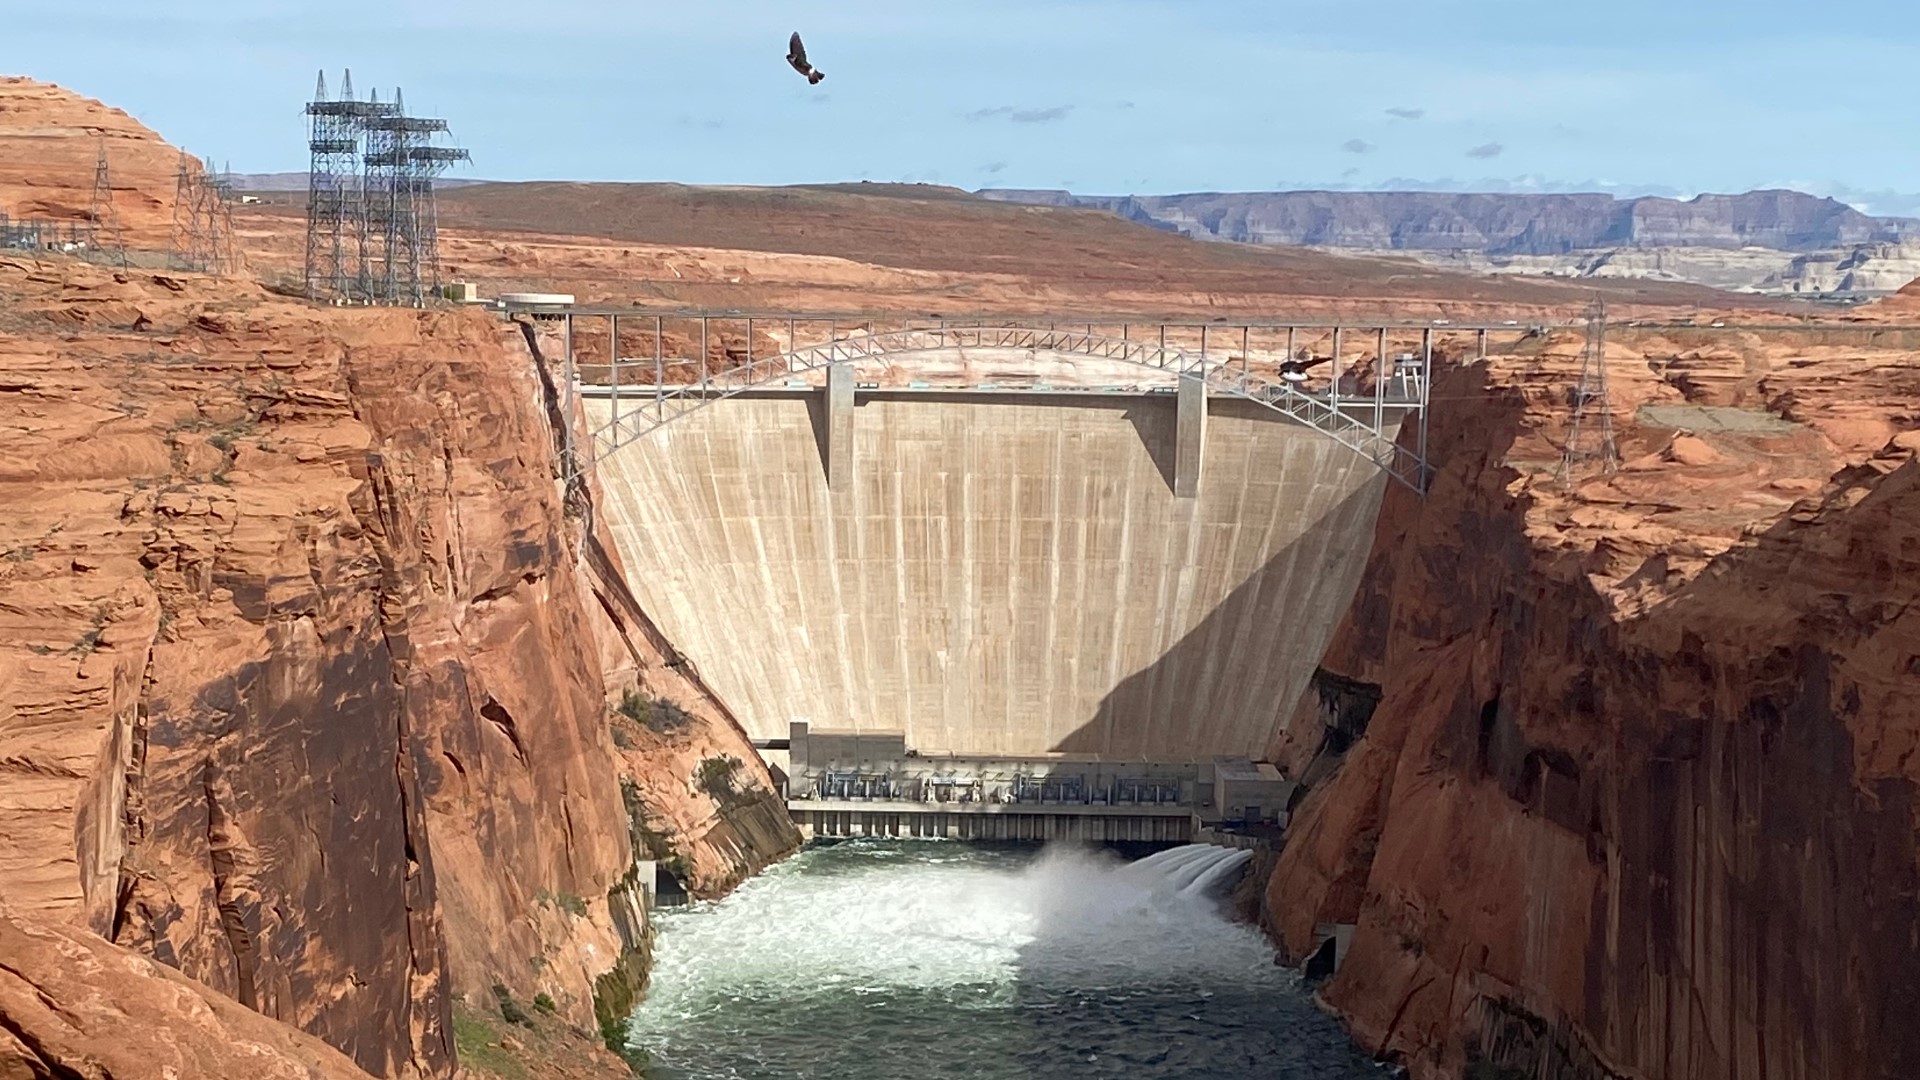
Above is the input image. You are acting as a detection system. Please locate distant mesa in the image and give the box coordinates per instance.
[974,187,1920,296]
[974,187,1915,254]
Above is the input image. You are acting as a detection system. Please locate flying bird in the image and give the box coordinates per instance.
[787,32,825,85]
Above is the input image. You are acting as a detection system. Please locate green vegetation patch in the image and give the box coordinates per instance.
[452,1006,529,1080]
[614,689,693,735]
[535,889,591,919]
[593,954,649,1055]
[695,755,741,800]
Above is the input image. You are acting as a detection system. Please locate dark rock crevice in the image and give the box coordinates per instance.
[199,759,259,1011]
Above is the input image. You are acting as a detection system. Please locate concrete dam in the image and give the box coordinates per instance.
[542,311,1448,841]
[591,387,1392,760]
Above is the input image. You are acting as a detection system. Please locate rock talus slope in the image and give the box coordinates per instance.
[1263,321,1920,1079]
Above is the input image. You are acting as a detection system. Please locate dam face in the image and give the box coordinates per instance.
[591,388,1392,762]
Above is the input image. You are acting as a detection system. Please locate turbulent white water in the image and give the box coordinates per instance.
[625,840,1379,1080]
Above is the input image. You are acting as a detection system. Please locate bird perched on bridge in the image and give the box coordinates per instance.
[786,32,825,84]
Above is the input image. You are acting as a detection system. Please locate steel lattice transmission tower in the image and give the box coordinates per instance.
[303,70,395,301]
[1557,299,1619,483]
[362,88,469,306]
[207,159,238,274]
[86,141,129,269]
[167,153,236,274]
[168,154,200,270]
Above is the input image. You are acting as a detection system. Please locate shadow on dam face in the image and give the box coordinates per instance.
[590,390,1395,762]
[1051,475,1384,759]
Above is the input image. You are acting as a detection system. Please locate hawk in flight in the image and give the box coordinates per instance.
[787,32,825,84]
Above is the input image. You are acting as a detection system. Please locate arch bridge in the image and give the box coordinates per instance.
[509,305,1566,493]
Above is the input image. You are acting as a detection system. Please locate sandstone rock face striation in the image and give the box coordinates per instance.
[1261,317,1920,1080]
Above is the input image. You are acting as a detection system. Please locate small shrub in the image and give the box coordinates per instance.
[695,755,740,798]
[662,852,693,885]
[599,1013,628,1056]
[532,991,557,1015]
[492,983,532,1027]
[615,689,651,726]
[649,697,692,733]
[615,689,691,734]
[536,889,588,919]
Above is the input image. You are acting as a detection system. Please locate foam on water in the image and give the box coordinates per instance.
[626,840,1377,1080]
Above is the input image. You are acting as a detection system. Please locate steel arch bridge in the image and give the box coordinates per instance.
[531,315,1448,492]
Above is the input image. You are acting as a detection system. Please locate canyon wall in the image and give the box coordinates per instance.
[1262,328,1920,1079]
[0,245,795,1075]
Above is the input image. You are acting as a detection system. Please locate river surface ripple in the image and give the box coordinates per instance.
[625,839,1382,1080]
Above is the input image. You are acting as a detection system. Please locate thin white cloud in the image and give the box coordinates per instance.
[1467,142,1505,159]
[967,105,1073,124]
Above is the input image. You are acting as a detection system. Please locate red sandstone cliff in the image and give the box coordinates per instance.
[0,77,186,248]
[1263,323,1920,1079]
[0,93,798,1074]
[0,255,635,1074]
[0,902,375,1079]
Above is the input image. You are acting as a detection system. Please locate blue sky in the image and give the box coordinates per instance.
[14,0,1920,212]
